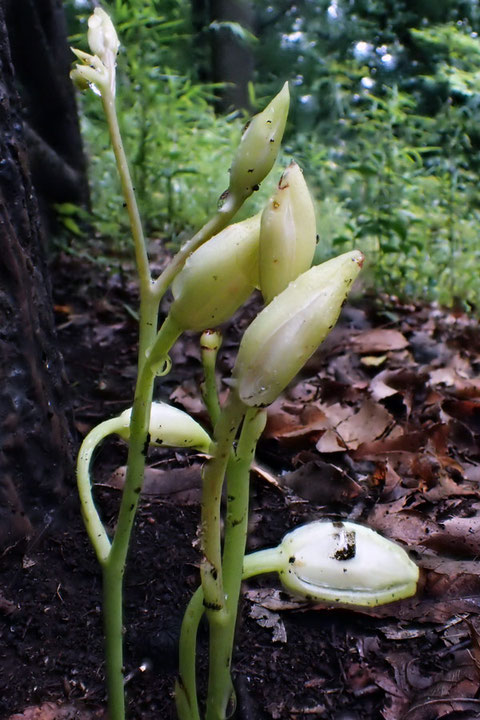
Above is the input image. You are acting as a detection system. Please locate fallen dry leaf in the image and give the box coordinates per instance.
[8,703,104,720]
[280,460,362,503]
[350,328,409,353]
[103,463,203,504]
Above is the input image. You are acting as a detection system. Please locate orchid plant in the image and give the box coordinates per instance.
[72,9,419,720]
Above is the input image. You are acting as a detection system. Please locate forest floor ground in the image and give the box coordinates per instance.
[2,248,480,720]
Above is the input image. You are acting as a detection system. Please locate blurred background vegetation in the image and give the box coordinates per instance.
[64,0,480,309]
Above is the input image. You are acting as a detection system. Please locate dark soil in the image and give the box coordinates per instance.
[2,250,480,720]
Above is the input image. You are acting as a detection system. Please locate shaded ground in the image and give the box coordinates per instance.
[2,250,480,720]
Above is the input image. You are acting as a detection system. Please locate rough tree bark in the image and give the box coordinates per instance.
[0,1,81,548]
[5,0,89,233]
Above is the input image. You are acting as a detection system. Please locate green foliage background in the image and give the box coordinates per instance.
[66,0,480,309]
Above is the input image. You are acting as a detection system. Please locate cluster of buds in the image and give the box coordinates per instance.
[70,7,119,96]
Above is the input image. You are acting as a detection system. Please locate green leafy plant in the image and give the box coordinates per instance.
[72,10,419,720]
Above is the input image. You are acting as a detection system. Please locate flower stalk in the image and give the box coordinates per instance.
[71,11,418,720]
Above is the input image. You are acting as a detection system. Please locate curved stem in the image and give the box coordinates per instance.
[176,587,204,720]
[76,417,123,565]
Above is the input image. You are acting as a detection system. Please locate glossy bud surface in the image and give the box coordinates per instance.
[228,83,289,201]
[88,8,120,67]
[260,161,316,303]
[277,520,419,606]
[170,214,261,331]
[234,250,364,406]
[118,402,211,451]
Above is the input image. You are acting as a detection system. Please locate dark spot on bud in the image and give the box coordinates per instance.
[269,138,275,143]
[203,601,223,611]
[288,556,295,564]
[129,504,134,511]
[142,433,151,457]
[247,168,254,173]
[211,568,218,580]
[266,119,272,124]
[355,253,365,268]
[134,486,141,494]
[218,189,229,208]
[252,184,260,191]
[332,529,356,561]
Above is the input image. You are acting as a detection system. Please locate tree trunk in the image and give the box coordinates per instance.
[193,0,256,111]
[0,1,75,549]
[5,0,89,234]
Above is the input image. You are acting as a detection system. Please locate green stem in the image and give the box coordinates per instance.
[205,407,267,720]
[102,561,127,720]
[76,417,121,565]
[175,541,281,720]
[242,547,283,580]
[95,79,160,720]
[102,315,176,720]
[200,330,222,427]
[101,88,151,292]
[200,392,246,614]
[176,587,204,720]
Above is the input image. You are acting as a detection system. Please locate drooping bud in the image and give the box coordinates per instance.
[169,214,261,332]
[87,8,120,70]
[260,161,316,303]
[233,250,364,406]
[117,402,212,452]
[274,521,419,606]
[228,83,290,203]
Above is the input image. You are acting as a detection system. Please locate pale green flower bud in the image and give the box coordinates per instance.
[243,521,419,606]
[117,402,212,452]
[88,8,120,69]
[278,521,419,605]
[233,250,364,406]
[70,48,109,93]
[228,83,290,202]
[260,161,316,303]
[169,214,261,332]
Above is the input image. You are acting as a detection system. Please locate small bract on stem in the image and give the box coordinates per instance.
[71,9,418,720]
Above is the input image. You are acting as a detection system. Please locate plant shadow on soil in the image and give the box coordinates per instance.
[2,252,480,720]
